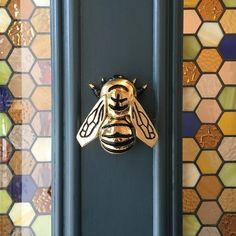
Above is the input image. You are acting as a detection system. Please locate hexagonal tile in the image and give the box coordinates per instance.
[184,10,201,34]
[8,99,35,124]
[0,9,11,33]
[218,87,236,110]
[218,214,236,236]
[220,10,236,33]
[183,215,200,236]
[0,138,13,163]
[0,87,13,112]
[219,163,236,187]
[0,113,12,136]
[33,0,50,6]
[9,202,35,227]
[0,215,13,236]
[196,74,222,98]
[182,112,201,137]
[0,35,12,59]
[0,0,9,6]
[196,99,222,123]
[183,36,201,60]
[223,0,236,7]
[31,8,50,33]
[196,176,223,200]
[0,61,12,85]
[183,138,200,162]
[31,87,51,110]
[8,74,35,98]
[9,125,36,149]
[219,137,236,161]
[197,0,224,21]
[8,48,35,73]
[197,49,222,72]
[32,112,51,136]
[0,164,13,187]
[32,163,51,187]
[219,62,236,85]
[195,124,222,149]
[31,35,51,59]
[31,60,51,85]
[183,163,200,187]
[219,189,236,212]
[8,0,35,20]
[0,189,12,213]
[197,151,222,174]
[182,62,200,86]
[32,188,51,213]
[183,189,200,213]
[198,23,223,47]
[9,151,36,175]
[219,35,236,60]
[11,227,34,236]
[218,112,236,135]
[8,175,37,202]
[183,87,200,111]
[8,21,35,46]
[32,138,51,162]
[32,215,51,236]
[197,201,222,225]
[198,227,221,236]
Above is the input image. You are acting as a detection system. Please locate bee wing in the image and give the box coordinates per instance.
[76,96,106,147]
[131,98,158,147]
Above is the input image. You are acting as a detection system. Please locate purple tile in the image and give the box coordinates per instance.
[219,35,236,60]
[0,87,12,112]
[182,112,200,137]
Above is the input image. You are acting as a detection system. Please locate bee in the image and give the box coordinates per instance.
[76,75,158,154]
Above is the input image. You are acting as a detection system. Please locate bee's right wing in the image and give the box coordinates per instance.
[76,96,106,147]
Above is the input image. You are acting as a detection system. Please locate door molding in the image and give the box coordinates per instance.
[52,0,183,235]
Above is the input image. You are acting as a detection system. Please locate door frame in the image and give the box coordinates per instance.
[51,0,183,235]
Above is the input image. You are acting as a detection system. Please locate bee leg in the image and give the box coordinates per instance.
[132,78,137,84]
[137,84,148,97]
[89,84,101,98]
[101,77,107,85]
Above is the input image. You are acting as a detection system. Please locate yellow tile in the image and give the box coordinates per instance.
[218,112,236,135]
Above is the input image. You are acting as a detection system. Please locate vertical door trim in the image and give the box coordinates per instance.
[153,0,183,236]
[52,0,183,235]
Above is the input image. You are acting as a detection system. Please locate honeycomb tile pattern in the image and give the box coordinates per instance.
[183,1,236,235]
[0,1,52,235]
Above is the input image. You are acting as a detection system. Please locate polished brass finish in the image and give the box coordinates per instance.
[76,75,159,154]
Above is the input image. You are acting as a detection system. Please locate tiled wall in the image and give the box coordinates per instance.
[0,0,51,235]
[183,0,236,235]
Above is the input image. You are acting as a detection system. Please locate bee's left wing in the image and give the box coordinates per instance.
[77,96,106,147]
[131,98,158,147]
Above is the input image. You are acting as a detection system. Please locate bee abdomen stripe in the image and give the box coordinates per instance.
[102,145,133,154]
[101,138,134,147]
[102,123,132,129]
[101,132,133,138]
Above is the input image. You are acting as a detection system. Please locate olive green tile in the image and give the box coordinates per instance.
[219,163,236,187]
[183,36,201,60]
[218,87,236,110]
[0,189,12,213]
[0,61,12,85]
[223,0,236,7]
[0,113,12,136]
[183,215,200,236]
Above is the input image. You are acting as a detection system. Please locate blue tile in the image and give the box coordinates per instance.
[7,175,37,202]
[182,112,200,137]
[0,87,12,112]
[219,35,236,60]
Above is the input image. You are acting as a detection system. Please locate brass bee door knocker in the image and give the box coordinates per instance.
[76,75,159,154]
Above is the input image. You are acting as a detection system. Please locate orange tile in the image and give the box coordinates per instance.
[31,35,51,59]
[183,189,200,213]
[31,87,51,110]
[218,214,236,236]
[183,138,200,161]
[183,62,200,86]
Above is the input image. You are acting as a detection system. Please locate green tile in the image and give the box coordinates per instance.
[32,215,51,236]
[0,113,12,136]
[0,61,12,85]
[183,215,200,236]
[219,163,236,187]
[183,36,201,60]
[0,190,12,213]
[223,0,236,7]
[218,87,236,110]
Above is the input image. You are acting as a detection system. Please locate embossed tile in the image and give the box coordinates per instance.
[182,62,200,86]
[0,216,13,236]
[32,188,51,213]
[183,189,200,213]
[218,214,236,236]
